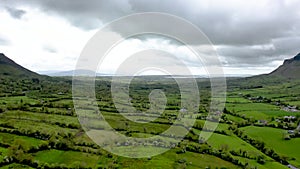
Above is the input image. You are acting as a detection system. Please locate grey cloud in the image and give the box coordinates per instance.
[218,46,278,66]
[1,0,300,70]
[0,0,133,30]
[218,37,300,67]
[2,0,300,45]
[127,0,300,46]
[5,6,26,19]
[272,37,300,55]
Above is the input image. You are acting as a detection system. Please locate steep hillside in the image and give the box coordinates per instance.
[0,53,41,78]
[270,53,300,79]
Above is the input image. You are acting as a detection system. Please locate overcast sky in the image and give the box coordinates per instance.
[0,0,300,76]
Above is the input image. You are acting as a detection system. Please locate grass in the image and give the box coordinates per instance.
[0,147,8,163]
[195,130,268,158]
[0,118,78,136]
[286,101,300,107]
[0,96,38,105]
[101,111,172,134]
[226,102,300,120]
[194,120,229,132]
[241,126,300,167]
[0,163,34,169]
[118,149,241,169]
[193,129,288,169]
[234,156,288,169]
[226,97,252,103]
[34,150,100,168]
[110,146,170,158]
[0,132,46,148]
[0,76,299,168]
[1,110,79,126]
[224,114,247,123]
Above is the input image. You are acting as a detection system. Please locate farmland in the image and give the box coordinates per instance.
[0,74,300,168]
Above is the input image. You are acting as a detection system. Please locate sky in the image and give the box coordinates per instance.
[0,0,300,76]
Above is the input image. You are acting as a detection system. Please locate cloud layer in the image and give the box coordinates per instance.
[1,0,300,75]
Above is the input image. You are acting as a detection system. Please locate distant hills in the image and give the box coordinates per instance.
[270,53,300,79]
[39,69,96,77]
[1,52,299,79]
[0,53,109,78]
[39,70,112,77]
[39,70,251,77]
[0,53,41,78]
[34,53,300,79]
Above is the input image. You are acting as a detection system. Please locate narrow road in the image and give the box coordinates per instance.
[287,164,298,169]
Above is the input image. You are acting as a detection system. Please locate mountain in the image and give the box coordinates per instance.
[269,53,300,79]
[0,53,41,78]
[39,70,112,77]
[39,70,91,76]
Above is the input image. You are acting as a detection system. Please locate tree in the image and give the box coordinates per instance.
[7,139,33,164]
[256,155,266,164]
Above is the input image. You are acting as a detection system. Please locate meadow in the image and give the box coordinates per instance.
[0,75,299,168]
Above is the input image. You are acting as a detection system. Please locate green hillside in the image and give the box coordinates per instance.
[0,53,41,79]
[269,53,300,79]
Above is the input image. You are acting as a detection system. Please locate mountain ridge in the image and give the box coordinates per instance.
[0,53,42,78]
[269,53,300,79]
[39,69,112,77]
[1,52,299,79]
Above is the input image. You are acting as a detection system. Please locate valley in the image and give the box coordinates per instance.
[0,53,300,168]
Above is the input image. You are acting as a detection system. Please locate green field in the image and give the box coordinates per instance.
[241,126,300,167]
[34,150,100,168]
[0,74,299,168]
